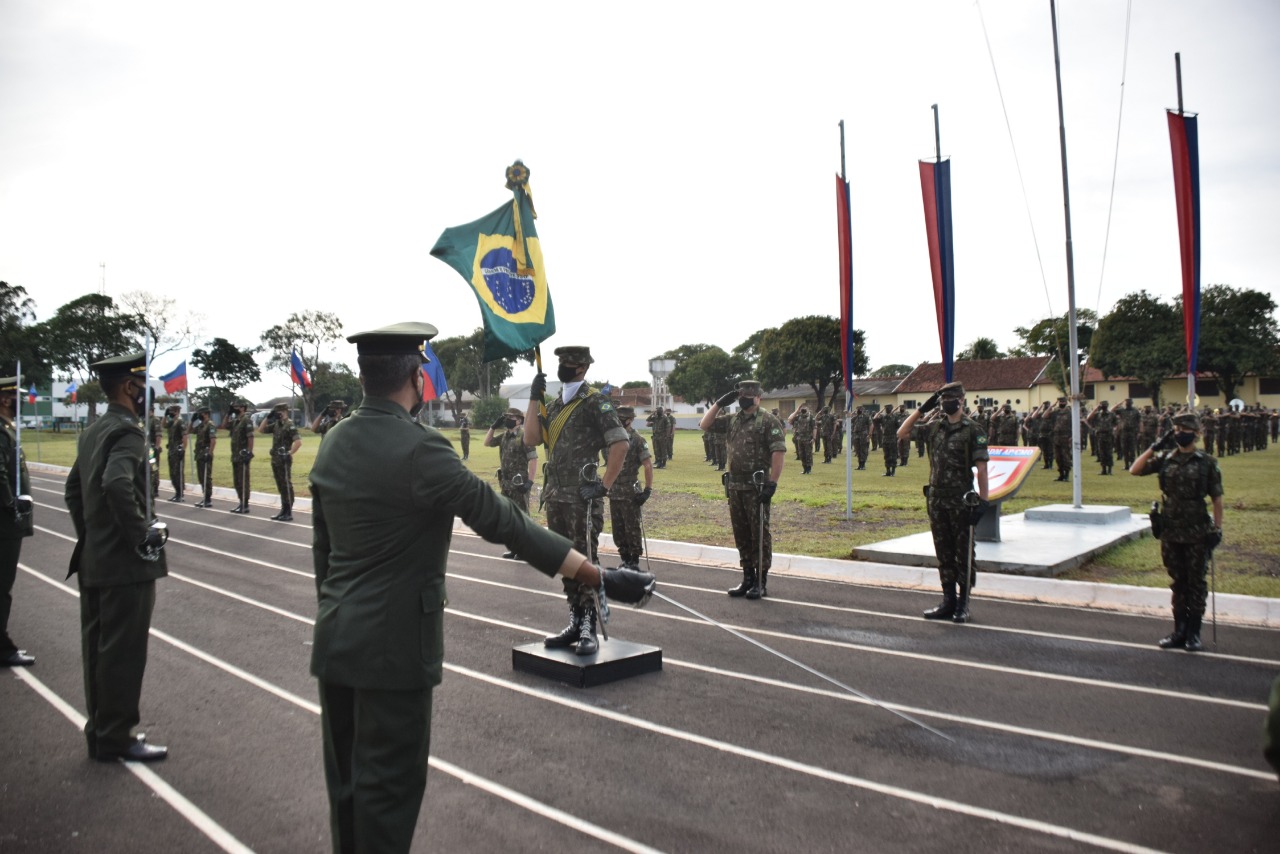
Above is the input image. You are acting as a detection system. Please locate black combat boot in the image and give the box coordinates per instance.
[883,467,892,477]
[1158,609,1187,649]
[857,462,865,470]
[728,567,755,597]
[544,605,582,648]
[746,567,768,600]
[923,582,957,620]
[575,605,599,656]
[889,466,896,477]
[952,582,971,624]
[1183,613,1205,652]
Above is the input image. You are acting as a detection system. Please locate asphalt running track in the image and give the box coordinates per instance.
[3,470,1278,853]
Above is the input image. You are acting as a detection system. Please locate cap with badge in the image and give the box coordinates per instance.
[617,406,635,419]
[1173,412,1201,430]
[0,375,20,393]
[736,379,763,397]
[90,352,147,379]
[553,345,593,365]
[347,322,440,361]
[938,381,965,398]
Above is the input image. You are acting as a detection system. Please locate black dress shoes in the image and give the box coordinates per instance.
[1,649,35,667]
[276,513,294,522]
[502,551,518,559]
[96,736,168,763]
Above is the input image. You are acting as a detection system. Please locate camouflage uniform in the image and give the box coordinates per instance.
[723,401,786,596]
[312,401,348,440]
[458,414,470,461]
[1201,410,1217,454]
[1086,403,1117,474]
[608,413,651,569]
[1138,406,1158,450]
[227,408,255,513]
[875,405,898,476]
[996,406,1020,446]
[1137,421,1223,651]
[710,409,730,470]
[164,409,186,501]
[264,405,300,518]
[1035,405,1055,469]
[190,409,218,506]
[494,415,537,514]
[895,406,911,466]
[1051,400,1074,481]
[1117,400,1141,467]
[850,409,870,470]
[646,408,670,469]
[790,407,815,473]
[147,410,163,501]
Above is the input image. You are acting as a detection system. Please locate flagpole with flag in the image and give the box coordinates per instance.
[836,120,856,521]
[919,104,956,384]
[1168,52,1201,410]
[421,338,450,405]
[290,349,312,418]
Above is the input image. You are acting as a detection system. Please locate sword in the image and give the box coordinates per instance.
[634,479,652,574]
[753,469,766,592]
[1210,551,1217,645]
[13,361,29,521]
[650,588,953,741]
[139,336,168,560]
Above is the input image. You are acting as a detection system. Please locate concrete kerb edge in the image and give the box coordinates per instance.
[30,462,311,513]
[35,462,1276,628]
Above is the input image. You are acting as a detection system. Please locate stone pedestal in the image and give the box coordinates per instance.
[512,640,662,688]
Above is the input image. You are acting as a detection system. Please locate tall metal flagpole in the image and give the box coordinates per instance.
[1176,52,1195,412]
[144,335,154,518]
[1050,0,1083,509]
[840,120,854,520]
[14,361,22,501]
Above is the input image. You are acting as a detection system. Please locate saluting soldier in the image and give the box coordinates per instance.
[850,406,870,470]
[164,405,186,502]
[189,406,218,507]
[1050,397,1075,481]
[485,407,538,559]
[646,406,670,469]
[64,352,169,762]
[0,375,35,667]
[897,382,989,623]
[310,323,653,854]
[146,402,163,504]
[227,401,256,514]
[701,380,786,599]
[1086,400,1118,475]
[608,406,653,569]
[525,345,629,656]
[788,404,816,474]
[458,413,471,461]
[710,407,730,470]
[875,404,898,477]
[259,402,301,521]
[311,399,349,439]
[1130,412,1223,652]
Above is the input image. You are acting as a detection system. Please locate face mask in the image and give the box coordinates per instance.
[409,372,425,417]
[1174,432,1196,448]
[131,382,148,412]
[941,399,961,415]
[504,418,517,429]
[738,397,754,411]
[557,365,579,383]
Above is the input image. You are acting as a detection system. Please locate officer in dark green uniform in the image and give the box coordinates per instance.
[227,401,256,514]
[259,402,301,521]
[898,381,990,624]
[189,406,218,507]
[1131,412,1224,652]
[525,345,629,656]
[701,380,786,599]
[0,375,35,666]
[64,352,169,762]
[310,324,653,854]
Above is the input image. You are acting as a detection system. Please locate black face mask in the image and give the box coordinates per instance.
[1174,432,1196,447]
[557,365,579,383]
[504,418,517,429]
[738,397,754,411]
[941,399,961,415]
[409,372,425,418]
[130,383,148,413]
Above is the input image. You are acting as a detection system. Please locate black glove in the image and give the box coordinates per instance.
[968,499,989,527]
[919,392,940,414]
[136,523,169,562]
[14,495,32,521]
[758,480,777,504]
[530,372,547,400]
[1205,528,1223,551]
[238,449,254,461]
[518,480,533,494]
[635,487,651,506]
[715,390,737,408]
[1151,429,1175,453]
[579,481,609,502]
[491,416,506,431]
[600,566,656,607]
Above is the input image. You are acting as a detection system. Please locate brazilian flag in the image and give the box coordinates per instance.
[430,181,556,362]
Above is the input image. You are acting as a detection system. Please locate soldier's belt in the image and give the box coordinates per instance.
[927,485,969,494]
[723,471,761,484]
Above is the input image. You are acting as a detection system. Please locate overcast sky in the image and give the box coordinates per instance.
[2,1,1276,401]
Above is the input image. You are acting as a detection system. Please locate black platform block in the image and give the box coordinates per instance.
[512,639,662,688]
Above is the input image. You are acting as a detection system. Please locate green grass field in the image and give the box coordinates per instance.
[26,425,1280,597]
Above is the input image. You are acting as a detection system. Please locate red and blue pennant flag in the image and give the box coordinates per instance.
[421,338,449,402]
[1167,110,1201,375]
[835,174,855,402]
[430,161,556,362]
[160,361,188,394]
[66,381,78,403]
[290,350,312,388]
[27,384,36,405]
[919,158,956,383]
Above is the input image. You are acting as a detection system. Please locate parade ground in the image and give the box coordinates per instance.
[3,467,1278,853]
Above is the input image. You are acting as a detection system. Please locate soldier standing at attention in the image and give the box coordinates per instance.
[896,404,911,467]
[850,406,870,470]
[1131,412,1223,652]
[525,345,629,656]
[875,404,898,477]
[64,352,169,762]
[164,405,186,502]
[608,407,653,569]
[1086,400,1118,475]
[788,405,816,474]
[485,407,538,559]
[458,413,471,461]
[701,380,785,599]
[147,402,163,506]
[1115,398,1139,467]
[311,400,349,440]
[1138,404,1159,450]
[259,403,301,522]
[0,375,35,667]
[710,406,730,471]
[1051,397,1074,482]
[189,406,218,507]
[897,382,989,624]
[646,406,669,469]
[227,401,255,514]
[310,324,654,854]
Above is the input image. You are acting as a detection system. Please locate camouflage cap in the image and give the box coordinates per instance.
[617,406,636,419]
[505,407,524,419]
[736,379,763,397]
[1058,396,1069,404]
[90,351,147,379]
[273,402,289,412]
[1099,400,1109,408]
[553,345,593,365]
[347,322,439,361]
[1174,412,1201,430]
[166,404,181,413]
[938,381,965,399]
[330,399,347,409]
[197,406,211,414]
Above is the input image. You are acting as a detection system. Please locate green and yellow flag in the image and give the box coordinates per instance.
[430,162,556,362]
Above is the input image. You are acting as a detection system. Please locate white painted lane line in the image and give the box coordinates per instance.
[14,566,666,853]
[11,667,255,854]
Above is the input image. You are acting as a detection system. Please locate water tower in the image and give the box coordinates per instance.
[648,358,675,411]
